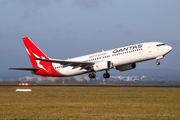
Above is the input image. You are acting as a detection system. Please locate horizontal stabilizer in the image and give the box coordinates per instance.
[8,68,40,72]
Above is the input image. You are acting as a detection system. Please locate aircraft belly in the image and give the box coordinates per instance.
[59,67,87,76]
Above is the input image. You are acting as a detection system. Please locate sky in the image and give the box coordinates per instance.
[0,0,180,77]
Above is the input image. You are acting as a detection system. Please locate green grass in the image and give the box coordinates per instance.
[0,87,180,119]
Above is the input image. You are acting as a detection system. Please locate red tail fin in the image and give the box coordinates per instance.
[10,37,63,77]
[22,37,49,68]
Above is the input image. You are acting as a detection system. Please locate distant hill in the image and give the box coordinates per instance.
[1,68,180,81]
[1,68,180,82]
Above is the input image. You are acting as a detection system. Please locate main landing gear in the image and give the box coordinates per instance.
[89,70,110,79]
[89,72,96,78]
[103,70,110,78]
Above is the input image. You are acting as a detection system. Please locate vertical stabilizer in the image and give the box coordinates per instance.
[22,37,49,68]
[9,37,63,77]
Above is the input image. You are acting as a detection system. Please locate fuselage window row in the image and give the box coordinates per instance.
[84,48,143,62]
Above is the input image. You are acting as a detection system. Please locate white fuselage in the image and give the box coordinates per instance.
[52,42,172,76]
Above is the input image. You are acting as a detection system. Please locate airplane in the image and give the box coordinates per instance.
[9,37,172,78]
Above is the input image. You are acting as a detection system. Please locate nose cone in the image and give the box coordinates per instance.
[167,46,173,52]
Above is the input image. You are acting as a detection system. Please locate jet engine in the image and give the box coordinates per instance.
[93,61,113,72]
[116,63,136,71]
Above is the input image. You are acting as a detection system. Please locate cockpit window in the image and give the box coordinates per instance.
[156,44,165,47]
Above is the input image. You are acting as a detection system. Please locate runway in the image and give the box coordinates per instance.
[0,85,180,87]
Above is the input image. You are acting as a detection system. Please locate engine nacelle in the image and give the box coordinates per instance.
[93,61,113,72]
[116,63,136,71]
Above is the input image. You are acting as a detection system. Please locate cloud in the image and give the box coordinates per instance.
[19,0,58,5]
[73,0,100,8]
[18,0,59,19]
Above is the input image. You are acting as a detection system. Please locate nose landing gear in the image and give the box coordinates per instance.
[156,61,160,65]
[156,56,164,65]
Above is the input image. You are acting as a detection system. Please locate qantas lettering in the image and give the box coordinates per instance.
[113,44,142,53]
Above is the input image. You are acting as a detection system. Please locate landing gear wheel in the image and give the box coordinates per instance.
[89,73,96,78]
[103,73,110,78]
[156,61,160,65]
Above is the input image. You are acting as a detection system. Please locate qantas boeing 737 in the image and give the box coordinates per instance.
[9,37,172,78]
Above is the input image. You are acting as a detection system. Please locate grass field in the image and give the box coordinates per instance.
[0,87,180,119]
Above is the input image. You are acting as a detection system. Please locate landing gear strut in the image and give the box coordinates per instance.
[103,70,110,78]
[89,72,96,78]
[156,56,164,65]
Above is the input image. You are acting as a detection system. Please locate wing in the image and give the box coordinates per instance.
[37,58,95,70]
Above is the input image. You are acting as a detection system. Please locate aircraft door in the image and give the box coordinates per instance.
[148,44,152,53]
